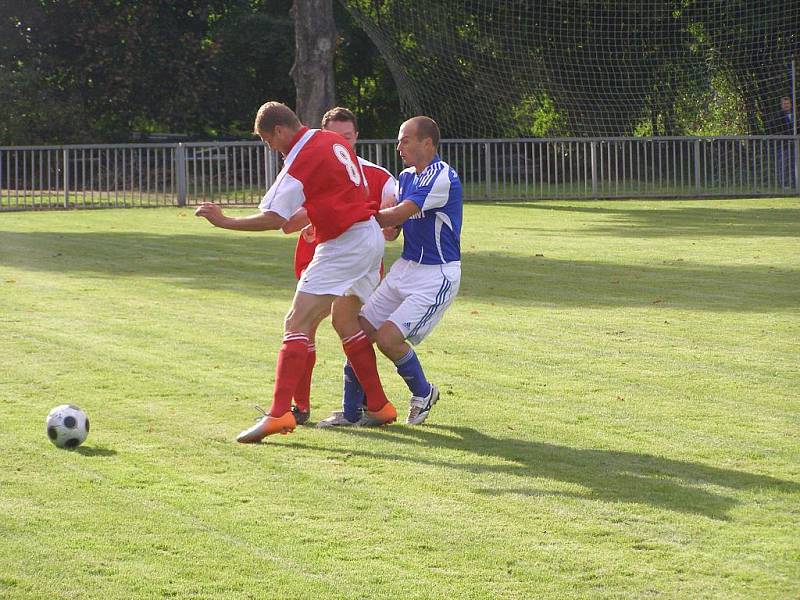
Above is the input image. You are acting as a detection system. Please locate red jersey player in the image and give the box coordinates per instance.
[288,108,396,278]
[279,107,397,426]
[195,102,397,442]
[291,154,395,277]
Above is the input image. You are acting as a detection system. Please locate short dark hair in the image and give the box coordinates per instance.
[410,116,440,147]
[321,106,358,131]
[253,101,302,135]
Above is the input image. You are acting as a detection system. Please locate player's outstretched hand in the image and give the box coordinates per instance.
[195,202,225,226]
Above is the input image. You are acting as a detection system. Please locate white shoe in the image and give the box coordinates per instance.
[406,385,439,425]
[316,411,363,428]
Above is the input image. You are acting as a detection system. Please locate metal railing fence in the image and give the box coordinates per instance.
[1,136,798,211]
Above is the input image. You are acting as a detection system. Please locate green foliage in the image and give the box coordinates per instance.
[206,1,295,137]
[0,0,398,143]
[510,93,567,138]
[333,2,403,138]
[1,200,799,598]
[687,0,799,134]
[2,0,798,143]
[0,1,222,143]
[341,0,800,137]
[635,72,751,136]
[0,1,297,143]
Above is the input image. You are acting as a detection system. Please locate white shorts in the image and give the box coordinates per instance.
[361,258,461,345]
[297,218,384,304]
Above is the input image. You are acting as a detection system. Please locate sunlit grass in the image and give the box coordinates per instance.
[1,198,798,599]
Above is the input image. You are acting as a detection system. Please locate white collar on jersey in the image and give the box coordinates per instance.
[284,128,318,168]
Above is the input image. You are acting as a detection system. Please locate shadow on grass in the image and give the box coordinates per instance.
[461,251,799,311]
[290,424,799,520]
[0,230,300,297]
[495,201,800,238]
[76,445,117,457]
[1,230,797,311]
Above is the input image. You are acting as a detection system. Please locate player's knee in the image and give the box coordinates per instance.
[284,306,314,334]
[374,324,404,356]
[331,297,361,337]
[358,316,377,342]
[330,311,351,336]
[283,315,300,333]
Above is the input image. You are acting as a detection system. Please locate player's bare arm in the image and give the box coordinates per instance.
[380,188,400,240]
[194,202,287,231]
[375,199,419,229]
[281,208,310,233]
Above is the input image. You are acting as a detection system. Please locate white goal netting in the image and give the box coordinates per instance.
[341,1,800,138]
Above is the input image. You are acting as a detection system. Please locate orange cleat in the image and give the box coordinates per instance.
[236,408,297,443]
[361,401,397,427]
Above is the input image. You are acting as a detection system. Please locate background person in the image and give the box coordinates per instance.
[775,97,796,188]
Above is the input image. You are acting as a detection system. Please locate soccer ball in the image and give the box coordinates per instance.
[46,404,90,449]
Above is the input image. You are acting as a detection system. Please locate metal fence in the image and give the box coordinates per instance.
[1,136,798,211]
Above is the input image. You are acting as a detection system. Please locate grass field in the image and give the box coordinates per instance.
[1,198,798,599]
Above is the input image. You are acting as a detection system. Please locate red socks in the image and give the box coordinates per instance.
[292,343,316,413]
[270,333,310,417]
[272,331,386,416]
[342,331,389,412]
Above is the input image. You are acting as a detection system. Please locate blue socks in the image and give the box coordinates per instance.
[342,361,366,422]
[395,348,431,398]
[342,349,429,421]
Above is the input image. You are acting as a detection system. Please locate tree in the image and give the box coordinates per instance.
[688,0,800,134]
[0,0,300,144]
[206,0,295,135]
[0,0,221,143]
[291,0,337,127]
[0,0,401,143]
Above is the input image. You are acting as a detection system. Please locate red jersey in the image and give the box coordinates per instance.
[361,157,395,212]
[293,156,395,279]
[259,127,373,244]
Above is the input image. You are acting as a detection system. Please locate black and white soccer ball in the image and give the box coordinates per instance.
[46,404,89,449]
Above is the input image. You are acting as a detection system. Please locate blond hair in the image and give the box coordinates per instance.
[253,101,302,135]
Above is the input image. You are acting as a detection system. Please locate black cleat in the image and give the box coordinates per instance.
[291,405,311,425]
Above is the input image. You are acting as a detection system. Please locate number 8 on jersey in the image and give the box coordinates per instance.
[333,143,362,186]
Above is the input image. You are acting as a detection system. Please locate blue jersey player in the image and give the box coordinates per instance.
[318,116,462,426]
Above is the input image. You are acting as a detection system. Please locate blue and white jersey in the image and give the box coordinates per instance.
[397,155,462,265]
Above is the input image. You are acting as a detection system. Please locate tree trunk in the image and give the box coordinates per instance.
[290,0,336,127]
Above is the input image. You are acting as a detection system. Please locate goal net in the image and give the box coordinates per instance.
[340,1,800,138]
